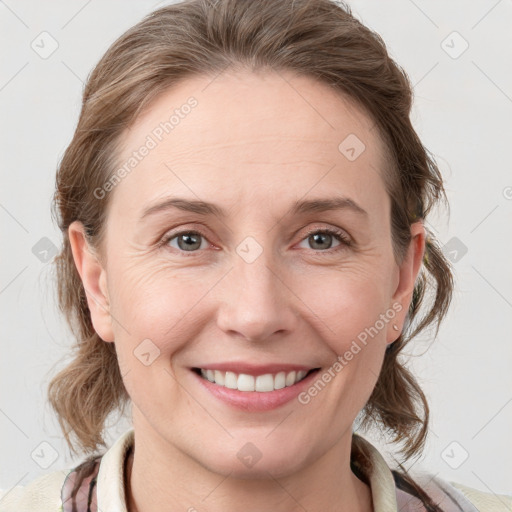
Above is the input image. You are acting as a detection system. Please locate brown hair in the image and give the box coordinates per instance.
[48,0,453,503]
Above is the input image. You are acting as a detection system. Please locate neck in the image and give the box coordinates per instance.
[124,428,373,512]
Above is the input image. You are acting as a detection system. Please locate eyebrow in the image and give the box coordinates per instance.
[140,196,368,220]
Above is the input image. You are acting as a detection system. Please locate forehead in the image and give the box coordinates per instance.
[111,70,389,219]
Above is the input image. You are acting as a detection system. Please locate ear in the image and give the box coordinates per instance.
[68,221,114,342]
[386,221,426,344]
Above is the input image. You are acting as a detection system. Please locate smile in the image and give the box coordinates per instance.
[194,368,318,392]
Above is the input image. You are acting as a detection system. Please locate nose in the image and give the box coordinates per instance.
[215,247,298,343]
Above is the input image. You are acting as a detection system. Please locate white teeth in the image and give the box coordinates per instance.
[274,371,286,390]
[225,371,238,389]
[255,374,274,392]
[214,370,225,386]
[285,371,296,387]
[237,373,255,391]
[198,368,312,392]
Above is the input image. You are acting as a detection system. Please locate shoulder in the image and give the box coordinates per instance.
[352,433,511,512]
[408,471,512,512]
[450,480,512,512]
[0,469,69,512]
[0,429,133,512]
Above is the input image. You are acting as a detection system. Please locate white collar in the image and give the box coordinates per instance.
[95,427,475,512]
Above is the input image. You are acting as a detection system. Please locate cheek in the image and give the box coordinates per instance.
[300,265,391,342]
[108,264,200,419]
[108,261,218,358]
[290,270,391,428]
[296,266,392,399]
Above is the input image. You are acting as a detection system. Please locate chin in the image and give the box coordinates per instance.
[196,443,310,480]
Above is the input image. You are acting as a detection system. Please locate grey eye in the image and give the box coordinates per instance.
[297,231,343,251]
[167,232,207,252]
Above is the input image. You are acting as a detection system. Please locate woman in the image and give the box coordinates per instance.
[1,0,509,511]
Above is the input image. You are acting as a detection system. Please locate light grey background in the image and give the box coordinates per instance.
[1,0,511,499]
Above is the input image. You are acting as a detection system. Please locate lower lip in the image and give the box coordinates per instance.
[191,369,320,412]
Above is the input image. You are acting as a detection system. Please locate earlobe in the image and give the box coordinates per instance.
[68,221,115,342]
[387,221,426,344]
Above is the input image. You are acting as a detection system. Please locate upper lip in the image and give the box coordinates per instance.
[192,363,320,376]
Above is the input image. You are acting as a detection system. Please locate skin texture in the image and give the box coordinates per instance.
[69,70,425,512]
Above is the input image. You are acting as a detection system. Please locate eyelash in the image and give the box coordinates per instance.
[158,226,352,256]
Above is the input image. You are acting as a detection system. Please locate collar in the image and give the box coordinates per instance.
[94,428,480,511]
[96,428,403,511]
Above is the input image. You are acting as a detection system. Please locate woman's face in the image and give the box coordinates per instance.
[71,70,424,478]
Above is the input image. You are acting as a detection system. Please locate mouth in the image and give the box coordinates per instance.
[191,367,321,393]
